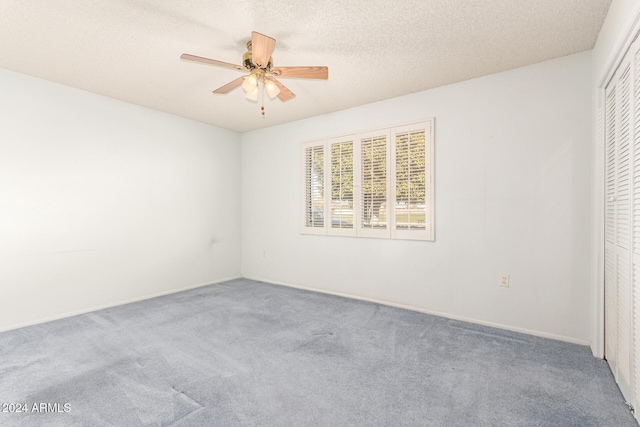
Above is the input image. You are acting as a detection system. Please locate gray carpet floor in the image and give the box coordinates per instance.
[0,278,636,426]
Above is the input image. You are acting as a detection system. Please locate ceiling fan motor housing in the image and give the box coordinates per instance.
[243,41,272,70]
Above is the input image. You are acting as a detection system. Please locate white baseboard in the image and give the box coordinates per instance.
[0,275,242,333]
[245,276,592,347]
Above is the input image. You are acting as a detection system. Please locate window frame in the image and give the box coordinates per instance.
[301,118,435,241]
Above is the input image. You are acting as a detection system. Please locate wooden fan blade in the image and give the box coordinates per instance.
[271,78,295,102]
[271,66,328,79]
[212,76,245,94]
[180,53,244,71]
[251,31,276,68]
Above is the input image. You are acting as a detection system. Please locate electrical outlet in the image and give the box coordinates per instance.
[500,274,510,288]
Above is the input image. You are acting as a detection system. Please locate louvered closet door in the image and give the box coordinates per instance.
[605,72,619,384]
[605,43,634,406]
[617,56,633,401]
[633,39,640,411]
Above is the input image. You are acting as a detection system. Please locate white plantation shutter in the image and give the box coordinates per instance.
[329,137,356,236]
[392,120,434,241]
[301,119,434,241]
[359,133,390,238]
[301,141,326,234]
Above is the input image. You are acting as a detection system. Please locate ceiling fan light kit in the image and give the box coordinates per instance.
[245,85,259,102]
[242,73,258,93]
[264,77,280,98]
[181,31,328,116]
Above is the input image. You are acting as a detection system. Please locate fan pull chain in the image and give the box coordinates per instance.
[261,82,265,116]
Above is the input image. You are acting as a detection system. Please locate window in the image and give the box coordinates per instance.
[359,132,390,238]
[330,137,355,234]
[302,142,325,234]
[301,119,434,241]
[392,122,432,240]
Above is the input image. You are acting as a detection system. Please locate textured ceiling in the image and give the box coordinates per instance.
[0,0,611,133]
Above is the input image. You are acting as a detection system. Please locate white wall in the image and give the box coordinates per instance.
[0,69,241,331]
[241,51,593,344]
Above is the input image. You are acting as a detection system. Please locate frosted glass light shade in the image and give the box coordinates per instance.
[245,86,259,101]
[242,74,258,93]
[264,78,280,98]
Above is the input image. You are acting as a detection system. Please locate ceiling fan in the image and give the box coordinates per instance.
[181,31,329,115]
